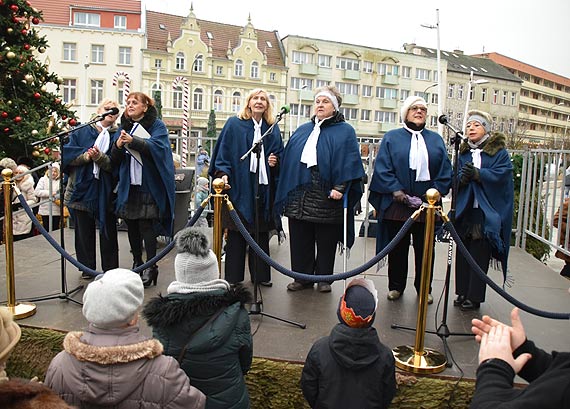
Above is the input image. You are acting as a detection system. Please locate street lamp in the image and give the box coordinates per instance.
[421,8,442,135]
[297,84,308,130]
[423,83,438,100]
[81,55,90,123]
[544,102,564,146]
[462,72,489,132]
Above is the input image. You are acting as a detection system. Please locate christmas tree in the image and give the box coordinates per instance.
[0,0,77,162]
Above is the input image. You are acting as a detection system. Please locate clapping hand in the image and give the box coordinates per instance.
[472,307,527,353]
[478,324,532,373]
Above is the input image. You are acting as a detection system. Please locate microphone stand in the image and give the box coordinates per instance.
[240,113,305,329]
[28,116,106,305]
[391,117,471,368]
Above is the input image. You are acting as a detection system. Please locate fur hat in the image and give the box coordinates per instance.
[0,307,21,363]
[466,109,493,134]
[337,278,379,328]
[197,177,209,191]
[174,227,219,284]
[82,269,144,329]
[400,95,428,122]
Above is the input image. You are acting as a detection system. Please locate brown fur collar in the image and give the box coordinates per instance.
[459,132,506,156]
[63,331,163,365]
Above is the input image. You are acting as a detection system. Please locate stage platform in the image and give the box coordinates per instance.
[1,224,569,381]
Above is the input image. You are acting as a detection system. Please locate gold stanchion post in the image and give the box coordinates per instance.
[211,178,227,276]
[393,188,446,374]
[2,168,36,319]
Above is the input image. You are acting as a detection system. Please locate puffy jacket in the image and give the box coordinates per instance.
[12,174,37,235]
[143,284,253,409]
[44,325,206,409]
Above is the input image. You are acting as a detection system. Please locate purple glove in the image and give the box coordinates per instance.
[406,195,423,209]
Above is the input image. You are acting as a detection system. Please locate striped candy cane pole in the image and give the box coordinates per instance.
[173,76,189,167]
[112,71,131,107]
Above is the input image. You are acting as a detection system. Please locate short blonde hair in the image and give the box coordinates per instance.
[238,88,275,125]
[97,98,120,114]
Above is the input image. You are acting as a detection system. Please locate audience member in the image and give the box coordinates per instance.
[144,227,252,409]
[16,156,40,187]
[194,176,210,228]
[12,165,38,241]
[301,278,396,408]
[553,197,570,279]
[470,307,570,408]
[45,268,206,408]
[0,307,21,382]
[196,147,210,177]
[34,163,62,232]
[0,157,17,172]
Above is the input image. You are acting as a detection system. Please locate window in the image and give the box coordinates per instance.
[431,93,438,104]
[118,47,131,65]
[457,84,464,100]
[341,108,358,120]
[492,117,498,131]
[173,86,183,109]
[378,63,399,75]
[361,109,371,121]
[502,90,508,105]
[448,84,455,98]
[401,66,412,78]
[231,91,241,112]
[481,88,487,102]
[433,70,439,82]
[91,45,104,64]
[336,57,360,71]
[336,82,359,96]
[216,66,223,75]
[400,89,410,101]
[415,68,430,80]
[363,61,373,73]
[117,81,125,104]
[290,77,313,90]
[234,59,243,77]
[318,54,332,68]
[376,87,397,99]
[374,111,396,123]
[492,89,499,104]
[63,43,76,62]
[90,79,104,105]
[62,79,76,104]
[74,12,100,27]
[429,116,438,127]
[175,52,185,70]
[469,86,475,101]
[362,85,372,97]
[508,119,514,133]
[193,55,203,72]
[114,15,126,29]
[250,61,259,78]
[316,79,329,88]
[292,51,313,64]
[193,88,203,110]
[214,90,223,111]
[269,72,276,81]
[154,59,162,69]
[510,92,517,106]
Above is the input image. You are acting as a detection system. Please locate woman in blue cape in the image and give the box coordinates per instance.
[209,88,283,286]
[454,110,513,311]
[368,96,452,303]
[275,86,365,293]
[62,99,120,278]
[111,92,175,288]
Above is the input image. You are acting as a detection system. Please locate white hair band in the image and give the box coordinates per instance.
[314,91,339,111]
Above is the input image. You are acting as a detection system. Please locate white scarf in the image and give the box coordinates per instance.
[249,118,268,185]
[470,148,483,209]
[92,122,110,180]
[167,278,230,294]
[129,154,143,186]
[300,117,327,168]
[404,124,430,181]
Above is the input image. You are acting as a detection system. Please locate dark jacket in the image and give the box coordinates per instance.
[301,323,396,409]
[471,339,570,409]
[0,378,75,409]
[143,285,253,409]
[44,325,206,409]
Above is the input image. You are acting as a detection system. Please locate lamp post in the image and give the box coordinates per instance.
[462,72,489,132]
[421,9,442,135]
[297,84,308,130]
[81,55,90,123]
[544,102,564,147]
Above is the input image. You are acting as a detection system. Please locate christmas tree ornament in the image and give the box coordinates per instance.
[38,46,46,53]
[32,150,40,157]
[1,112,8,118]
[31,129,38,136]
[33,92,41,99]
[24,74,33,82]
[6,28,13,34]
[6,51,16,59]
[69,118,77,126]
[32,17,40,25]
[14,116,22,123]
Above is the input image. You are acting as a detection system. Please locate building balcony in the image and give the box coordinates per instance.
[379,122,398,133]
[299,63,318,75]
[379,99,398,109]
[381,74,399,85]
[299,89,314,101]
[318,67,333,81]
[342,69,360,81]
[342,94,359,105]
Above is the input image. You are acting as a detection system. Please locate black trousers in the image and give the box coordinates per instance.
[288,218,342,284]
[124,218,157,265]
[385,219,434,294]
[455,237,491,303]
[40,215,61,232]
[72,209,119,272]
[224,229,270,284]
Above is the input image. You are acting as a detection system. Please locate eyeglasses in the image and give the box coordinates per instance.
[410,105,427,113]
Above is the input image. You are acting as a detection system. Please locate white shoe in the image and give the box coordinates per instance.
[427,294,434,305]
[387,290,401,300]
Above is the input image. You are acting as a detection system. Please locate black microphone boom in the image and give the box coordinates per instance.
[438,114,448,125]
[100,107,120,118]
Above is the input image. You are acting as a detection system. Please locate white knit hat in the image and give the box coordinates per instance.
[400,95,428,122]
[174,227,219,284]
[82,269,144,329]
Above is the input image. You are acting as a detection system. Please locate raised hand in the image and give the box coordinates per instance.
[472,307,527,351]
[478,324,532,373]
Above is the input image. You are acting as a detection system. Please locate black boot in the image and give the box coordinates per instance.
[141,265,159,288]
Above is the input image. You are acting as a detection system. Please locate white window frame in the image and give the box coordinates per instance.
[74,12,100,27]
[63,43,76,62]
[90,79,104,105]
[292,51,313,64]
[250,61,259,78]
[336,57,360,71]
[318,54,332,68]
[118,47,131,65]
[175,52,186,71]
[234,59,244,77]
[91,45,104,64]
[62,78,76,104]
[114,15,126,29]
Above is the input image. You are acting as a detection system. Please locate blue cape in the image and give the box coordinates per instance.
[209,116,283,225]
[115,118,175,236]
[274,115,365,247]
[368,127,452,253]
[62,123,118,236]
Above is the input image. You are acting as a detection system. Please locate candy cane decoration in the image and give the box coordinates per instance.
[112,71,131,107]
[173,76,190,167]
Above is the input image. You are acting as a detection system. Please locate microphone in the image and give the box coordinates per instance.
[438,114,448,125]
[99,107,120,118]
[276,105,290,121]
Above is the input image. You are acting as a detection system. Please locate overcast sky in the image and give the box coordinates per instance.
[144,0,570,78]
